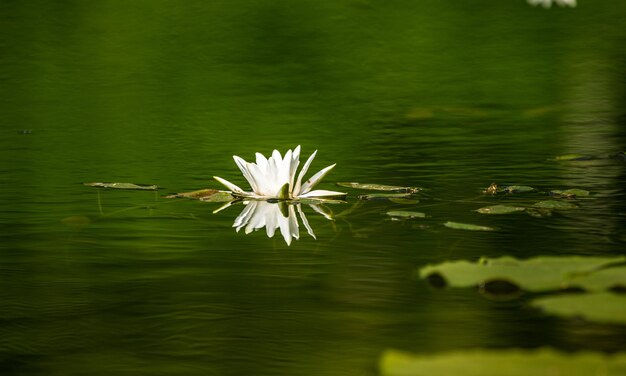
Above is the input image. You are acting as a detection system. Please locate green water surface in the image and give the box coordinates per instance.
[1,1,625,375]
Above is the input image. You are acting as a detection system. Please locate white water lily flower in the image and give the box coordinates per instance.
[527,0,576,8]
[214,146,345,200]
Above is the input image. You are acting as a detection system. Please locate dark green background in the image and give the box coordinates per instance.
[1,1,625,375]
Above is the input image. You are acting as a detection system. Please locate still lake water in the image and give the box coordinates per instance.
[1,1,625,375]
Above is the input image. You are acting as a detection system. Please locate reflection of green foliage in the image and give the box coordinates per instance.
[380,348,626,376]
[533,292,626,325]
[419,256,625,292]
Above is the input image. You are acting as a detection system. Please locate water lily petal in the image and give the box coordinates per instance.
[297,204,316,239]
[300,164,336,194]
[255,152,268,173]
[213,176,246,195]
[309,203,334,221]
[294,150,317,196]
[299,189,346,198]
[289,146,301,193]
[233,201,257,231]
[233,156,258,193]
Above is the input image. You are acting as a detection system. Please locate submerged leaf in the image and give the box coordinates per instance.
[84,182,159,190]
[476,205,526,215]
[387,211,426,219]
[380,348,626,376]
[532,292,626,325]
[533,200,578,210]
[337,182,420,193]
[358,193,413,201]
[443,221,494,231]
[550,189,590,198]
[419,256,626,292]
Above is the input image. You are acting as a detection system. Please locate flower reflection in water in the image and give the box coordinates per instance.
[220,200,335,246]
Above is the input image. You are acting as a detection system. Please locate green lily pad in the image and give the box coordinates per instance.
[199,191,235,202]
[165,189,220,199]
[337,182,420,193]
[532,292,626,325]
[387,211,426,219]
[380,348,626,376]
[533,200,578,210]
[358,193,413,201]
[553,154,594,161]
[443,222,494,231]
[500,185,535,193]
[419,256,625,292]
[476,205,526,215]
[84,182,159,190]
[568,266,626,291]
[550,189,590,198]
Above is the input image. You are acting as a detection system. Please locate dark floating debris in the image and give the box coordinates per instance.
[84,182,159,190]
[483,183,498,195]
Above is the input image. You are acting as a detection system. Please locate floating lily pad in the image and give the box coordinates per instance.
[165,189,220,199]
[419,256,625,292]
[337,182,420,193]
[568,266,626,291]
[358,193,413,201]
[533,200,578,210]
[553,154,594,161]
[84,182,159,190]
[532,292,626,325]
[550,189,590,198]
[387,211,426,219]
[500,185,535,193]
[443,222,494,231]
[380,348,626,376]
[476,205,526,215]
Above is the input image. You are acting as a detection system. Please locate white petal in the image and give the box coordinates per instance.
[289,146,301,193]
[233,201,257,230]
[233,156,258,192]
[288,205,299,240]
[299,164,336,194]
[212,200,234,214]
[255,152,268,173]
[213,176,245,194]
[309,204,334,221]
[277,210,292,246]
[297,204,316,239]
[298,189,346,198]
[293,150,317,196]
